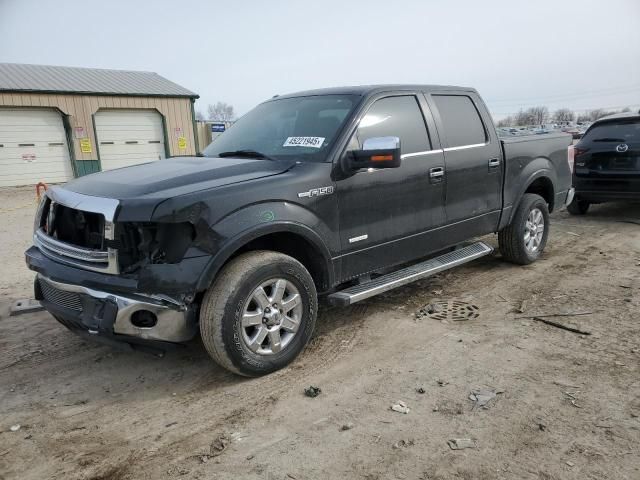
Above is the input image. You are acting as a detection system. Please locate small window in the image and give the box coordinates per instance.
[357,96,431,154]
[432,95,487,148]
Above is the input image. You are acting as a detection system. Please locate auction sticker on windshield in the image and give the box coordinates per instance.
[283,136,325,148]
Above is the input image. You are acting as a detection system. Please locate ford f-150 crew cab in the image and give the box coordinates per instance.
[26,85,574,376]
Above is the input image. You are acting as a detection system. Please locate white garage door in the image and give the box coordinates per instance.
[0,108,73,187]
[95,110,166,171]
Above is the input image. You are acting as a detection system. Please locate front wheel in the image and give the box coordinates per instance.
[200,251,318,377]
[499,193,550,265]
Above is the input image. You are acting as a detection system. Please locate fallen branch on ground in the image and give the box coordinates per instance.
[532,317,591,335]
[515,312,592,319]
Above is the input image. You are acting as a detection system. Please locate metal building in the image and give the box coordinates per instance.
[0,63,199,187]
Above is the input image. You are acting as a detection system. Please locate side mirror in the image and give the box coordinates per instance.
[347,136,401,170]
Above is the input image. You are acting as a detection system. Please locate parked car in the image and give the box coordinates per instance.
[564,127,582,139]
[567,112,640,214]
[26,85,573,376]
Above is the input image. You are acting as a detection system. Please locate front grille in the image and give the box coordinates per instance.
[35,229,109,264]
[34,189,120,274]
[38,278,83,311]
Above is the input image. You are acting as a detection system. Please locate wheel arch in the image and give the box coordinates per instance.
[504,167,557,228]
[524,175,555,211]
[196,222,335,294]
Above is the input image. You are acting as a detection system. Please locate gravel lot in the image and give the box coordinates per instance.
[0,186,638,480]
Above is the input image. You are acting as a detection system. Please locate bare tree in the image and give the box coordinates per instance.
[496,116,514,127]
[587,108,607,121]
[552,108,575,124]
[514,109,533,126]
[576,113,591,123]
[207,102,235,122]
[529,106,549,125]
[195,110,205,121]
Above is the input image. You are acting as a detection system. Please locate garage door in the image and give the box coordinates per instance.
[0,108,73,187]
[95,110,166,171]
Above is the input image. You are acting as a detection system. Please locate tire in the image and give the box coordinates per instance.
[200,250,318,377]
[499,193,550,265]
[567,198,590,215]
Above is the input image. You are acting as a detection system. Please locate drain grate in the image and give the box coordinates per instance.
[416,300,480,321]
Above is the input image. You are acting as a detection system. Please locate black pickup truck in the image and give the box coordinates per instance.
[26,85,573,376]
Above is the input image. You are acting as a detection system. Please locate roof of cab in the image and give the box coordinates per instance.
[272,84,477,100]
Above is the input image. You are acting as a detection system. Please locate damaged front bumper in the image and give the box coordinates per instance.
[26,243,200,347]
[34,273,197,347]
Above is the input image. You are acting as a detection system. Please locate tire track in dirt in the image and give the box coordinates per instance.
[82,302,379,478]
[0,324,101,373]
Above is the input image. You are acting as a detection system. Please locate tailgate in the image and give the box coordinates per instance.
[576,142,640,177]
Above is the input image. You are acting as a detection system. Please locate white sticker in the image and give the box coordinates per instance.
[283,136,325,148]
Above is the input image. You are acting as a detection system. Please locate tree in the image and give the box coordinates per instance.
[496,116,514,127]
[529,106,549,125]
[207,102,235,122]
[513,106,548,126]
[195,110,205,121]
[587,108,606,121]
[621,107,631,113]
[576,113,591,123]
[514,109,533,126]
[552,108,575,124]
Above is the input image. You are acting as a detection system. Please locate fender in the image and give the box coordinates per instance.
[500,157,558,230]
[195,202,337,292]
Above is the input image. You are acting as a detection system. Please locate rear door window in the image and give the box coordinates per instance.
[432,95,487,148]
[356,95,431,154]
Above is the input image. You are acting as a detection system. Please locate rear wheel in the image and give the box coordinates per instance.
[567,198,590,215]
[499,193,550,265]
[200,251,317,377]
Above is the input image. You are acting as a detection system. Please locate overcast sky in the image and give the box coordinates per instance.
[1,0,639,119]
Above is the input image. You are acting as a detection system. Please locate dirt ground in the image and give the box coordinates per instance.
[0,186,638,480]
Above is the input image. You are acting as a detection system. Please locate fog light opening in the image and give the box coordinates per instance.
[131,310,158,328]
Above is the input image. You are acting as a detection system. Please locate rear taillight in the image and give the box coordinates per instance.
[568,145,575,173]
[568,146,588,173]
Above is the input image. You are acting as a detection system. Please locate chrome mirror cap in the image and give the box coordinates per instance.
[362,136,400,151]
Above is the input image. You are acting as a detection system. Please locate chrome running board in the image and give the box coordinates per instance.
[327,242,493,306]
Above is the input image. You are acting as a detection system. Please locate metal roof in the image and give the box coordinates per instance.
[0,63,198,98]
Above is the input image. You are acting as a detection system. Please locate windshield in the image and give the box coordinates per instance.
[582,120,640,143]
[202,95,359,162]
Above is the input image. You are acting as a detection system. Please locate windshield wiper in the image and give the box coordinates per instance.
[593,137,627,142]
[217,149,275,160]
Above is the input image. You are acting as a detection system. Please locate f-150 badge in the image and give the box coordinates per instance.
[297,186,334,198]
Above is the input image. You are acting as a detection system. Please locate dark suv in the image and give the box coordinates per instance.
[568,112,640,214]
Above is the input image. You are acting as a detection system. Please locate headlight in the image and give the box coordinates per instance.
[117,222,195,271]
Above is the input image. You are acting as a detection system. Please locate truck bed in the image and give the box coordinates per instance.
[500,132,573,219]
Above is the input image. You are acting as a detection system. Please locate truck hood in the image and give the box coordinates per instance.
[63,156,295,200]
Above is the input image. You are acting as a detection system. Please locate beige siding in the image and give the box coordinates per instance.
[0,93,196,163]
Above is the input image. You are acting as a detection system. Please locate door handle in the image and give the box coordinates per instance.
[429,167,445,178]
[488,158,501,169]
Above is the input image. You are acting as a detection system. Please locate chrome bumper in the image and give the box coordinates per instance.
[565,187,575,206]
[37,274,195,343]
